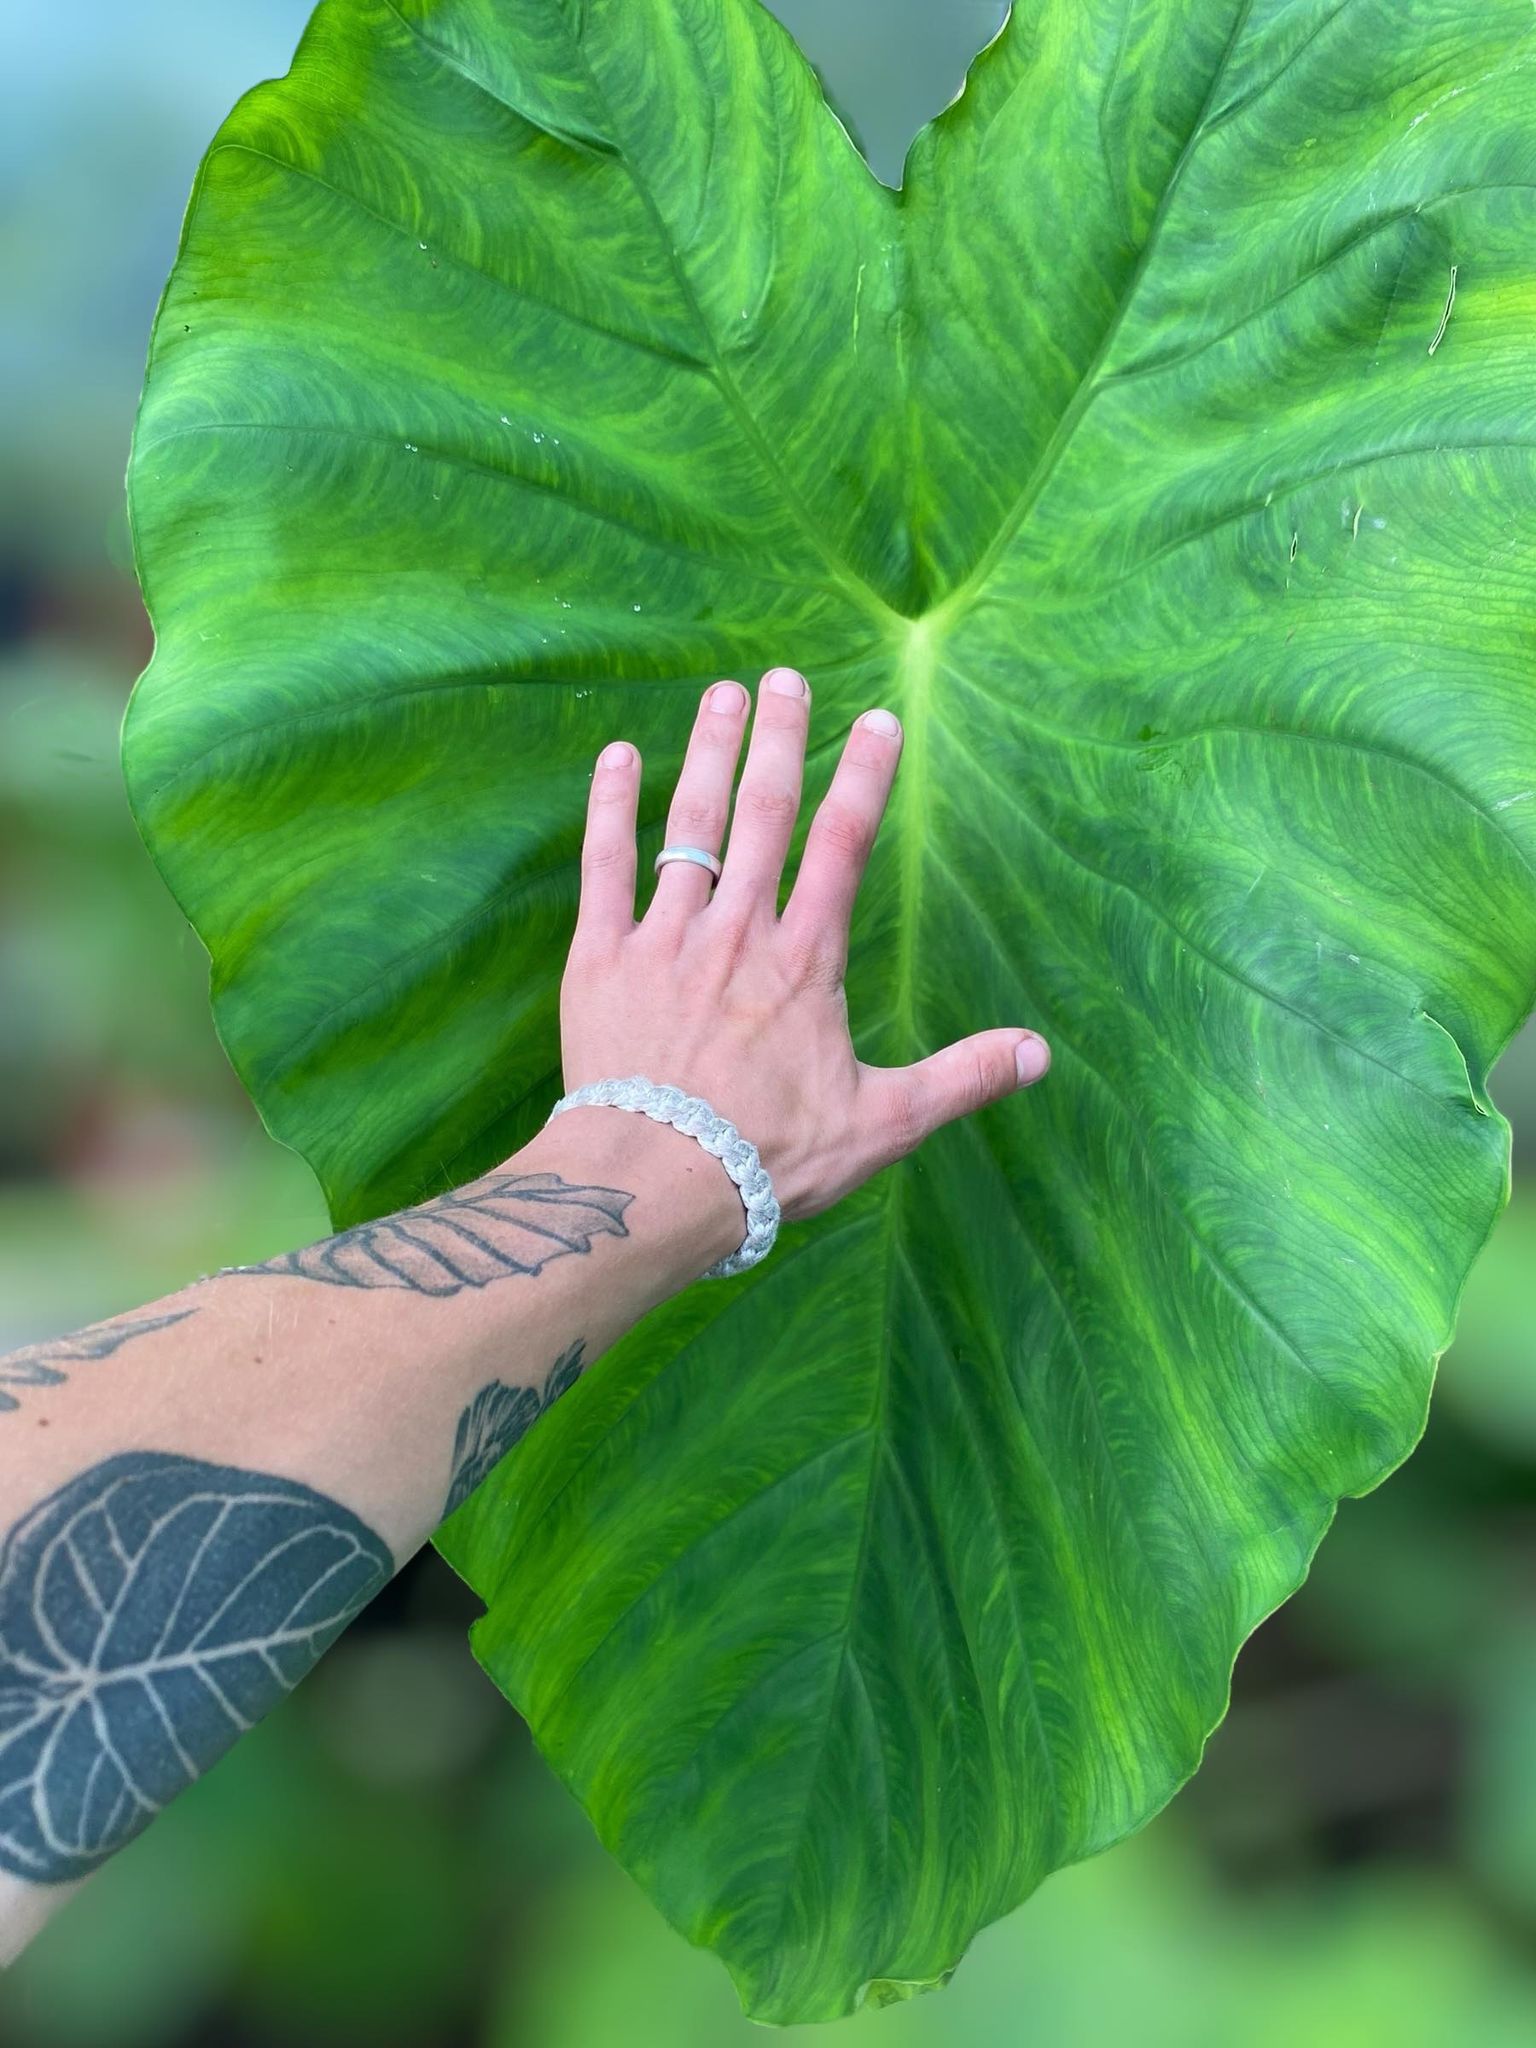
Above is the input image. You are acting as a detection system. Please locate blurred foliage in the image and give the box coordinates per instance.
[1,1,1534,2042]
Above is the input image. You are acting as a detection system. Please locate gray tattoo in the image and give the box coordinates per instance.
[0,1453,391,1883]
[234,1173,632,1298]
[443,1340,587,1518]
[0,1309,199,1415]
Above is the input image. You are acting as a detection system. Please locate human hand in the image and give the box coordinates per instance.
[560,666,1050,1223]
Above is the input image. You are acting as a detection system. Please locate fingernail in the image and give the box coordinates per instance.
[860,708,900,738]
[708,680,746,715]
[763,666,807,697]
[1014,1034,1050,1085]
[600,740,634,770]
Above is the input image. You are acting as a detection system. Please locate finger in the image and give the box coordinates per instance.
[781,707,902,973]
[648,679,750,923]
[575,740,640,939]
[867,1029,1050,1164]
[714,666,810,913]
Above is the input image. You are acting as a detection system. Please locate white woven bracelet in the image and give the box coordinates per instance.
[545,1077,780,1279]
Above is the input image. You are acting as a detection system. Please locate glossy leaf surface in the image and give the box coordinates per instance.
[126,0,1536,2020]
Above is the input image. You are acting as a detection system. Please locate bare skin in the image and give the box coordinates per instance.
[0,667,1048,1959]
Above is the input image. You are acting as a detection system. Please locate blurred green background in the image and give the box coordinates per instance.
[3,3,1536,2042]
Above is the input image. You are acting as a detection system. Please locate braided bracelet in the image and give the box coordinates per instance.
[545,1077,780,1279]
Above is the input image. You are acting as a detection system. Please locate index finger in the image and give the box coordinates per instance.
[780,708,902,970]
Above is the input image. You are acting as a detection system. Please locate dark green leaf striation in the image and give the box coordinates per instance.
[126,0,1536,2020]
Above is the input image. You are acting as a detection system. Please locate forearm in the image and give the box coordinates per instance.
[1,665,1050,1965]
[0,1108,738,1954]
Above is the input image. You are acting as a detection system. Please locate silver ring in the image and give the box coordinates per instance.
[654,844,723,885]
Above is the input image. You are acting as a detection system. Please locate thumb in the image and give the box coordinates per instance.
[871,1027,1050,1161]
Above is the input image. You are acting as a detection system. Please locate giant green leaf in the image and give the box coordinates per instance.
[125,0,1536,2022]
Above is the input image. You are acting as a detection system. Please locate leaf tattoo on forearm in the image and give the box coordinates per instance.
[443,1339,587,1518]
[233,1173,633,1297]
[0,1309,199,1415]
[0,1453,391,1883]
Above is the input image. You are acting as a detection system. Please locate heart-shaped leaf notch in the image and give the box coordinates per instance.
[126,0,1536,2022]
[769,0,1012,187]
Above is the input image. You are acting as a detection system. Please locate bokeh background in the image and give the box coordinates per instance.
[4,2,1536,2042]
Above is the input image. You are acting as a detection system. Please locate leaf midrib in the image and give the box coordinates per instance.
[379,0,1267,653]
[381,0,895,632]
[733,1,1284,1976]
[920,0,1260,627]
[484,0,1268,1970]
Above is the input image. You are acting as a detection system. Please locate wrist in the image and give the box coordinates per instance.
[509,1104,745,1301]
